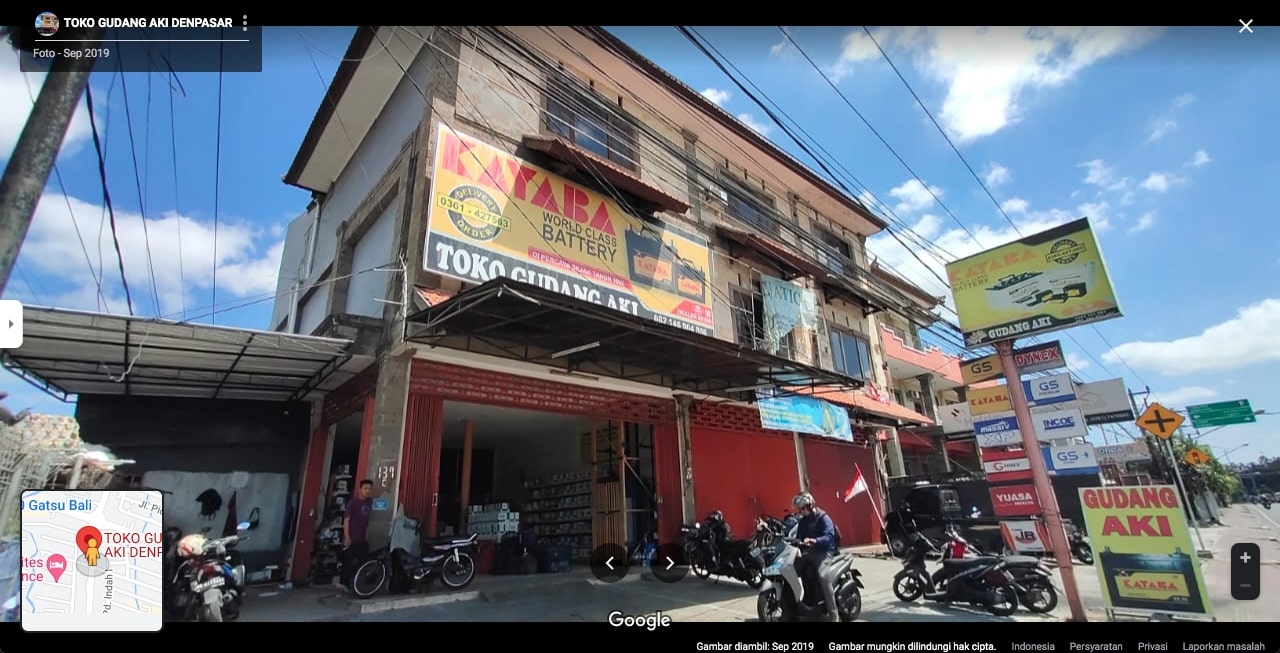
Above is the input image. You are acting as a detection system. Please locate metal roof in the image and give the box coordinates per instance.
[3,306,364,403]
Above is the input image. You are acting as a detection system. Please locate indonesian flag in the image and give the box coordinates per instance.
[841,468,869,503]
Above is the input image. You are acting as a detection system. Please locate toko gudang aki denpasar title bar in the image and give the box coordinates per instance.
[15,12,263,73]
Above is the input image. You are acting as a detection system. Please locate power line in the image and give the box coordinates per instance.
[211,36,225,324]
[168,52,188,319]
[83,86,136,316]
[118,58,163,315]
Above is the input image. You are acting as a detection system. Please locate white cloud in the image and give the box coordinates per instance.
[0,47,98,163]
[829,27,1160,143]
[9,192,284,317]
[1079,159,1130,192]
[889,179,943,214]
[1103,298,1280,375]
[1147,117,1177,143]
[770,27,800,58]
[1000,197,1029,214]
[736,113,772,136]
[1173,93,1195,108]
[1140,172,1172,192]
[1187,150,1211,167]
[1150,386,1218,409]
[983,163,1011,187]
[1128,211,1157,234]
[1065,351,1091,371]
[701,88,731,106]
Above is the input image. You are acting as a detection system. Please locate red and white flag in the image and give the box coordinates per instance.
[841,468,869,503]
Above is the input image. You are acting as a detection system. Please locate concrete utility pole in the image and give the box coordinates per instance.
[0,28,104,295]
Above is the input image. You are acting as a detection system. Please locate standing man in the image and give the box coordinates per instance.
[341,479,375,590]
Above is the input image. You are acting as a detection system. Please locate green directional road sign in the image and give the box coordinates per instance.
[1186,399,1256,428]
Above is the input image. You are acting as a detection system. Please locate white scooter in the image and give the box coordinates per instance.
[756,531,863,622]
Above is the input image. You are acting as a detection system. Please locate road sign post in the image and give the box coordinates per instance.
[996,340,1087,622]
[1187,399,1256,428]
[1136,402,1208,556]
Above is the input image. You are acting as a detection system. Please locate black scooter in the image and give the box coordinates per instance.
[892,530,1022,616]
[683,510,764,588]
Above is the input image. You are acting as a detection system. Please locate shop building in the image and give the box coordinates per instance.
[271,26,951,581]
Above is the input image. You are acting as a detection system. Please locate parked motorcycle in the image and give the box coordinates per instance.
[165,520,255,622]
[350,532,479,599]
[907,525,1057,614]
[756,535,863,622]
[682,510,764,588]
[891,530,1021,616]
[1068,522,1094,565]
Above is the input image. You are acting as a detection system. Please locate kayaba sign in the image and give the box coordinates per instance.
[960,340,1065,385]
[423,127,715,335]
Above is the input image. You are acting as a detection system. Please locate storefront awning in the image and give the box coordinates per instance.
[405,279,862,400]
[796,387,935,428]
[522,136,690,215]
[3,306,365,402]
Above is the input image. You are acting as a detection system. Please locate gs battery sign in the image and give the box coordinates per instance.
[960,341,1065,384]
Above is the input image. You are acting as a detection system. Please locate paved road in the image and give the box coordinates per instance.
[324,504,1280,623]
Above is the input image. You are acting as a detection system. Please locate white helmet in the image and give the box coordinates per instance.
[176,533,207,558]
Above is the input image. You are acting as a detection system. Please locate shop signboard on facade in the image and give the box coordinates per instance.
[1096,441,1153,465]
[960,340,1066,385]
[968,385,1012,416]
[755,389,853,442]
[974,410,1021,449]
[423,127,715,335]
[990,484,1041,517]
[945,217,1122,347]
[760,275,818,356]
[1022,373,1076,405]
[1078,485,1212,619]
[1029,402,1089,440]
[1000,520,1050,553]
[1041,443,1100,476]
[938,401,973,434]
[1075,378,1136,425]
[982,448,1033,482]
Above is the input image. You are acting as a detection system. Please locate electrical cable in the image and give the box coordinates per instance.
[168,49,188,319]
[118,55,163,316]
[211,36,224,324]
[83,86,136,316]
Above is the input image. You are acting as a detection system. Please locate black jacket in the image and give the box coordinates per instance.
[797,508,838,553]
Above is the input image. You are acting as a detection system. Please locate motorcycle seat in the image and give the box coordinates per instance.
[1004,555,1042,566]
[942,556,997,569]
[422,533,478,547]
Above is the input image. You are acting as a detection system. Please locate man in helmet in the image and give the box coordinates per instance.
[793,491,839,621]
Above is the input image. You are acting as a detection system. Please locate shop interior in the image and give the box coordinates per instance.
[309,411,364,584]
[439,401,657,573]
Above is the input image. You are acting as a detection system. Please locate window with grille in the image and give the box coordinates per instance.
[546,74,638,171]
[816,226,853,276]
[722,181,780,237]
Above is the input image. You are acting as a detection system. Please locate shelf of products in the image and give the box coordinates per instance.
[466,502,520,540]
[310,470,353,584]
[523,469,593,560]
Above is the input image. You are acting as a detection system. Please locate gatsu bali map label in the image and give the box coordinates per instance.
[19,490,165,631]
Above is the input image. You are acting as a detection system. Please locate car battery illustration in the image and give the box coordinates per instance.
[985,262,1097,310]
[1099,547,1206,613]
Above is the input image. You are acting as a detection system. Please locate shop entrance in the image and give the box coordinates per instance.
[438,401,657,573]
[308,410,365,584]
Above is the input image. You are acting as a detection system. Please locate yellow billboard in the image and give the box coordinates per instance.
[1079,485,1211,618]
[945,218,1121,347]
[424,127,714,335]
[967,384,1011,416]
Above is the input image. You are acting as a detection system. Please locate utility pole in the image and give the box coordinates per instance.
[0,27,104,295]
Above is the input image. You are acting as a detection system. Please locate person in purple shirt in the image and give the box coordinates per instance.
[341,479,375,590]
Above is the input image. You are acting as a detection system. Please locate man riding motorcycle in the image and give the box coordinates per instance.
[793,492,839,622]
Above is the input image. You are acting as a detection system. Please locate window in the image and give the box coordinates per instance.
[724,184,780,237]
[732,286,794,356]
[829,328,873,380]
[546,75,638,170]
[816,227,852,276]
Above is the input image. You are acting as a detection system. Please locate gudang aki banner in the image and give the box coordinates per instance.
[945,217,1122,347]
[423,127,715,335]
[1079,485,1211,618]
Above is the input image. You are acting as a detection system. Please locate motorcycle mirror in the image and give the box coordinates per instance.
[236,521,252,531]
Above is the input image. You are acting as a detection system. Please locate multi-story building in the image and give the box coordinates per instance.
[270,26,941,581]
[867,263,979,477]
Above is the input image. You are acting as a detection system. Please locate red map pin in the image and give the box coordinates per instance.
[76,526,102,554]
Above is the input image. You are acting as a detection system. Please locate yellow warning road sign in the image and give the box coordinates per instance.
[1137,402,1184,440]
[1184,448,1211,466]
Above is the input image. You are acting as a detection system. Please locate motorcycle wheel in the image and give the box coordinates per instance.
[837,583,862,622]
[690,553,711,579]
[746,568,764,589]
[350,559,387,599]
[985,585,1019,617]
[199,601,222,623]
[1020,579,1059,614]
[757,588,783,622]
[892,573,925,602]
[1074,544,1094,565]
[440,553,477,589]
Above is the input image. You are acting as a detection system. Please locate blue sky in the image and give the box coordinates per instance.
[3,26,1278,460]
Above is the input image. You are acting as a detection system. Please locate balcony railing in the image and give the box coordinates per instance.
[880,325,964,386]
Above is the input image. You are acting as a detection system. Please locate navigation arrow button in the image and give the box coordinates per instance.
[666,556,675,570]
[605,556,615,570]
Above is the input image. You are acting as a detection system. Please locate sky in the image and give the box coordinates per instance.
[2,26,1279,460]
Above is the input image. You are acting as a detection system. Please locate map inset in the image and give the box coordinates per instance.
[19,490,164,631]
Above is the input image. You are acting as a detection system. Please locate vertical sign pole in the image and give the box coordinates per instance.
[1164,437,1209,555]
[996,340,1087,621]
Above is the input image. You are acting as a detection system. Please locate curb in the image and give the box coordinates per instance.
[321,589,482,615]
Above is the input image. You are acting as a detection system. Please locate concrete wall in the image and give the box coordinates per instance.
[270,207,316,331]
[344,199,400,317]
[296,283,331,335]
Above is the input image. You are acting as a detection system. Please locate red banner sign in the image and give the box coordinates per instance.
[989,484,1042,517]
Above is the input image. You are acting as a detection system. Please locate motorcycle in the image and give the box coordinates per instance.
[682,510,764,588]
[756,535,863,622]
[350,530,479,599]
[1068,522,1094,565]
[891,530,1022,616]
[166,519,256,622]
[922,525,1058,614]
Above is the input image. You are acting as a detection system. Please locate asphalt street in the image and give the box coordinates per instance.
[319,504,1280,623]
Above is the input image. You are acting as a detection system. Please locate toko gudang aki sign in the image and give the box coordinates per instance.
[423,126,715,335]
[960,340,1065,385]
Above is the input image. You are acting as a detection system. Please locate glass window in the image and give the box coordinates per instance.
[546,78,638,170]
[829,329,872,380]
